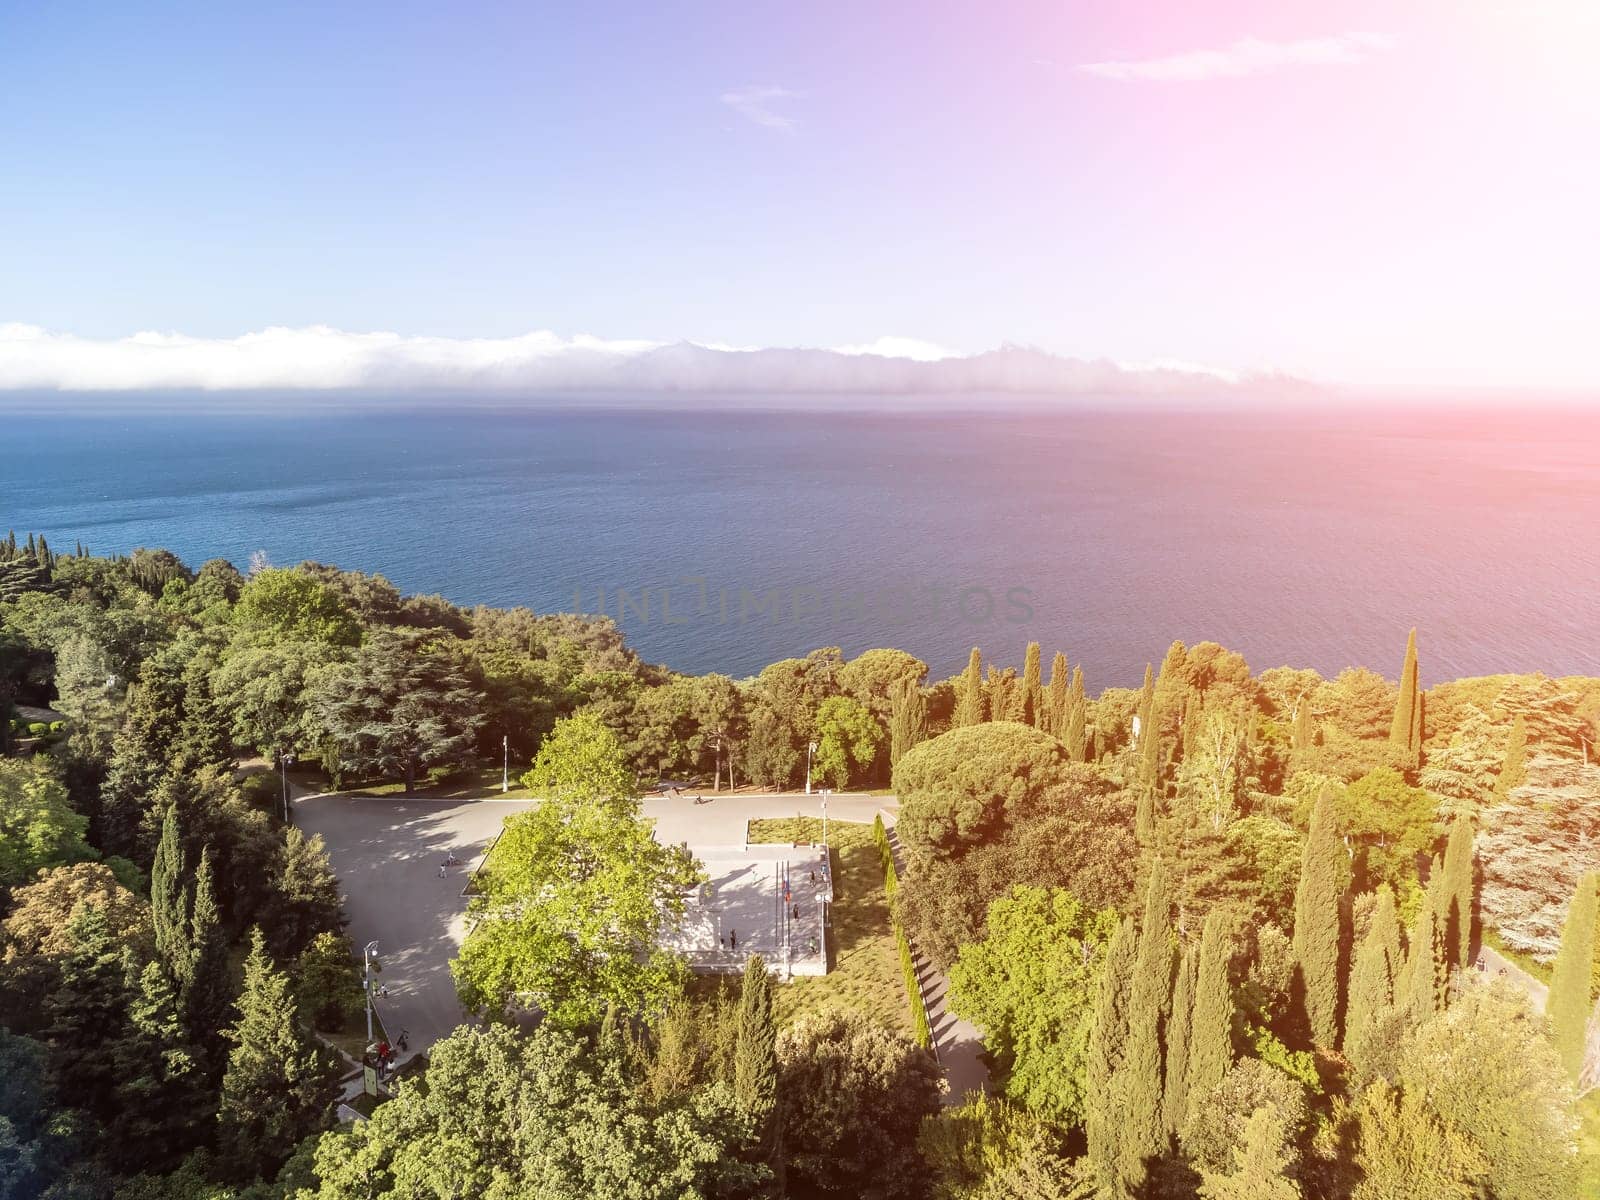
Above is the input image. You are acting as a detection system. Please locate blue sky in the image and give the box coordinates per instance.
[3,0,1599,390]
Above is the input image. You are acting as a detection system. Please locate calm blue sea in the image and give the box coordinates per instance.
[4,400,1599,685]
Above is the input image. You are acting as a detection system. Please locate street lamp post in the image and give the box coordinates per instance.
[502,734,509,793]
[821,790,830,849]
[363,940,380,1045]
[805,741,817,795]
[280,751,295,825]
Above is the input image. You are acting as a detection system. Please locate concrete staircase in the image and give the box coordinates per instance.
[881,818,990,1105]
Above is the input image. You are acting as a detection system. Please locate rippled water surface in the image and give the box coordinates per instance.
[6,401,1599,684]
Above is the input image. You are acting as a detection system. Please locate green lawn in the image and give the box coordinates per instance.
[329,767,539,801]
[745,817,909,1035]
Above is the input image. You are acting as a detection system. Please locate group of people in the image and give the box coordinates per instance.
[368,1031,408,1077]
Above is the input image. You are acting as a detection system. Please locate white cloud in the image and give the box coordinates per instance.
[0,322,1289,399]
[831,336,957,362]
[1081,32,1397,83]
[720,85,800,131]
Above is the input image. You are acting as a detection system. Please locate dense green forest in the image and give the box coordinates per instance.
[2,535,1598,1199]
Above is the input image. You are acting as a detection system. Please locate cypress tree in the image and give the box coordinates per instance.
[985,667,1018,723]
[1162,947,1197,1137]
[1292,693,1313,752]
[734,954,782,1191]
[1410,688,1424,767]
[888,679,927,769]
[1181,691,1201,761]
[1112,861,1174,1193]
[1184,908,1235,1134]
[1439,818,1475,971]
[1407,864,1448,1024]
[1345,886,1400,1077]
[1494,713,1527,800]
[151,805,191,987]
[184,848,232,1051]
[1389,627,1420,752]
[1137,665,1161,794]
[1292,786,1345,1047]
[956,648,984,727]
[1085,916,1138,1194]
[217,929,340,1180]
[1067,666,1088,760]
[1021,642,1042,729]
[1136,786,1156,848]
[1549,873,1599,1083]
[1046,652,1069,737]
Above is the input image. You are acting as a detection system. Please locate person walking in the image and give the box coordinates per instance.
[438,861,447,878]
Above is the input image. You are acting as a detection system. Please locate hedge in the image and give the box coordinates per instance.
[875,814,933,1052]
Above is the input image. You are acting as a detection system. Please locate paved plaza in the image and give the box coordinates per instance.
[294,787,890,1052]
[666,843,834,976]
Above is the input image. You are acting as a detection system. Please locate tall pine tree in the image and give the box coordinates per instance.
[43,907,132,1126]
[109,960,208,1174]
[184,848,233,1053]
[151,805,191,989]
[1184,908,1235,1135]
[217,929,340,1180]
[1549,872,1598,1083]
[1292,786,1345,1048]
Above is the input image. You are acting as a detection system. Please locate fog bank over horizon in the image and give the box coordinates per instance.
[3,323,1596,409]
[0,322,1308,400]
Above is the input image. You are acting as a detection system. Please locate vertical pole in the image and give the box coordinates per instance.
[363,943,375,1045]
[503,735,509,793]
